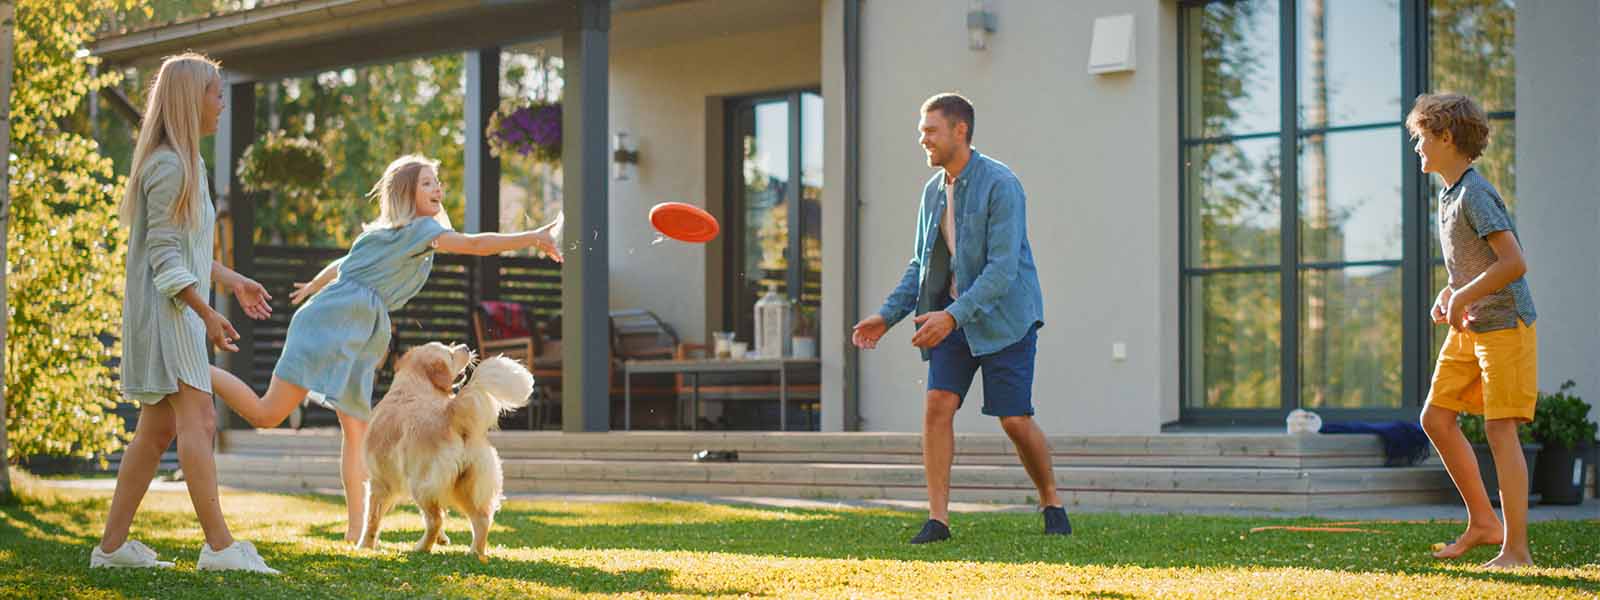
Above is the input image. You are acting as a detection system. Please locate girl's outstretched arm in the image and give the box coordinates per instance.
[290,257,344,305]
[434,218,562,261]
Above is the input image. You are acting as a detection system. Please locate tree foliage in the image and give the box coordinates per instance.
[6,0,138,462]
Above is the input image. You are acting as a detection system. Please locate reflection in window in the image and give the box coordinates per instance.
[1298,0,1400,128]
[1431,0,1516,112]
[1188,139,1282,268]
[1185,0,1281,138]
[1181,0,1516,417]
[1300,266,1403,409]
[1187,273,1282,409]
[1299,129,1404,263]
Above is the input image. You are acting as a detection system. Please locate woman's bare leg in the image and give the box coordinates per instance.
[169,383,235,551]
[98,401,177,553]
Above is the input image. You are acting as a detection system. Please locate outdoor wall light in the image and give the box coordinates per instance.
[612,131,639,181]
[967,0,996,51]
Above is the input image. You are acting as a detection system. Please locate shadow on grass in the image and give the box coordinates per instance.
[475,500,1600,590]
[286,490,1600,593]
[7,487,1597,597]
[0,494,750,599]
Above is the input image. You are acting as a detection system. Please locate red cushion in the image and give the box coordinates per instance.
[480,301,532,339]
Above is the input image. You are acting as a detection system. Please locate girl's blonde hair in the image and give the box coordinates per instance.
[363,155,453,232]
[120,53,222,229]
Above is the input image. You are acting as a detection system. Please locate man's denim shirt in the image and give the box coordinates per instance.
[877,149,1045,359]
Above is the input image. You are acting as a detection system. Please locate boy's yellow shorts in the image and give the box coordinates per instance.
[1426,319,1538,422]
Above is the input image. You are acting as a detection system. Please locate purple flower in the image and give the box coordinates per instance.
[490,101,563,160]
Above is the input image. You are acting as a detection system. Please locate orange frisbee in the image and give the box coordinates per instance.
[649,202,720,243]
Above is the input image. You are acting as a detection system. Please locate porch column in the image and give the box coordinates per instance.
[213,78,257,440]
[465,47,502,308]
[560,0,611,432]
[821,0,863,431]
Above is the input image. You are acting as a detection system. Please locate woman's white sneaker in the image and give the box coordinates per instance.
[196,540,280,574]
[90,540,175,568]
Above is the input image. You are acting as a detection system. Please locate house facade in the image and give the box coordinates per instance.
[93,0,1599,434]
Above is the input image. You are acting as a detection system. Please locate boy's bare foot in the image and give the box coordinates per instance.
[1482,551,1534,569]
[1432,524,1503,559]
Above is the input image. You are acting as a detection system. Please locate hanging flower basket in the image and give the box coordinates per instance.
[487,100,562,163]
[236,131,330,194]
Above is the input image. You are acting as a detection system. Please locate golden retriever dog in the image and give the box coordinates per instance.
[358,342,533,561]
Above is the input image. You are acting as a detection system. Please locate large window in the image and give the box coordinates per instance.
[1180,0,1516,421]
[724,91,823,346]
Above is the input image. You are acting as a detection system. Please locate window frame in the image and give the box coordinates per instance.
[1178,0,1516,425]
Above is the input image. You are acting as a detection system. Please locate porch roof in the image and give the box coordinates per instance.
[90,0,678,81]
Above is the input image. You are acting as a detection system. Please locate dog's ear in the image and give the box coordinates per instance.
[425,354,456,393]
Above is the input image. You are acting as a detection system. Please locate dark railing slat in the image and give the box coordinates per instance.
[243,247,561,422]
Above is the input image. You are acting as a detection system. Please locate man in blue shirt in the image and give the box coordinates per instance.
[853,93,1069,544]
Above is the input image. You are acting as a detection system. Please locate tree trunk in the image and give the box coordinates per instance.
[0,0,18,502]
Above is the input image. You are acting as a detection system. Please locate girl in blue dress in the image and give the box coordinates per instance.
[210,154,561,543]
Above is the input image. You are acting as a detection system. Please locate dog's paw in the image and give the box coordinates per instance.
[437,532,451,546]
[476,553,488,564]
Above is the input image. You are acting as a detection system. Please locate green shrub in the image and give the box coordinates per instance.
[1532,380,1597,450]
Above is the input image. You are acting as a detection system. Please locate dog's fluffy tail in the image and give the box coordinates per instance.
[449,355,535,435]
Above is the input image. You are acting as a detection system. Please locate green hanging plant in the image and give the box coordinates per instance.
[236,131,331,194]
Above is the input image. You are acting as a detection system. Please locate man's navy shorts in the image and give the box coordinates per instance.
[926,297,1039,417]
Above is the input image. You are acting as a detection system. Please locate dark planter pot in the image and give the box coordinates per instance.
[1469,442,1541,507]
[1592,443,1599,499]
[1533,442,1593,505]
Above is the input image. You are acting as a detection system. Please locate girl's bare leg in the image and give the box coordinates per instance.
[210,367,309,428]
[336,411,371,545]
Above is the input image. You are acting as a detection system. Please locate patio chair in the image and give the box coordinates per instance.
[471,300,546,429]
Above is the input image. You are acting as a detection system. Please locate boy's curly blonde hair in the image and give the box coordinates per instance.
[1405,93,1490,160]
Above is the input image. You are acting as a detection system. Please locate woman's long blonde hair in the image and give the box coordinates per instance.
[119,53,221,229]
[363,154,453,232]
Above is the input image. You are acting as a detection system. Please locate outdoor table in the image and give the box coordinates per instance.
[622,357,821,431]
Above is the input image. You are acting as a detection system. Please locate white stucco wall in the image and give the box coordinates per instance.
[1516,0,1600,425]
[853,0,1180,434]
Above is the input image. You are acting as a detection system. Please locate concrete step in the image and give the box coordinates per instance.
[215,454,1453,511]
[222,429,1392,469]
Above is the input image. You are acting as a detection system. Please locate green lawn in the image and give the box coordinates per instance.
[1,473,1596,599]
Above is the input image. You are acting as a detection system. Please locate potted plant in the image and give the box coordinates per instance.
[486,99,562,164]
[236,131,333,244]
[1530,381,1597,505]
[1458,412,1541,506]
[791,306,817,359]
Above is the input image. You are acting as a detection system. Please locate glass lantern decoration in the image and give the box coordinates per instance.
[754,283,792,359]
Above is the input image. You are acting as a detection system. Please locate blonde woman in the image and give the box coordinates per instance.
[95,53,278,573]
[209,155,561,545]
